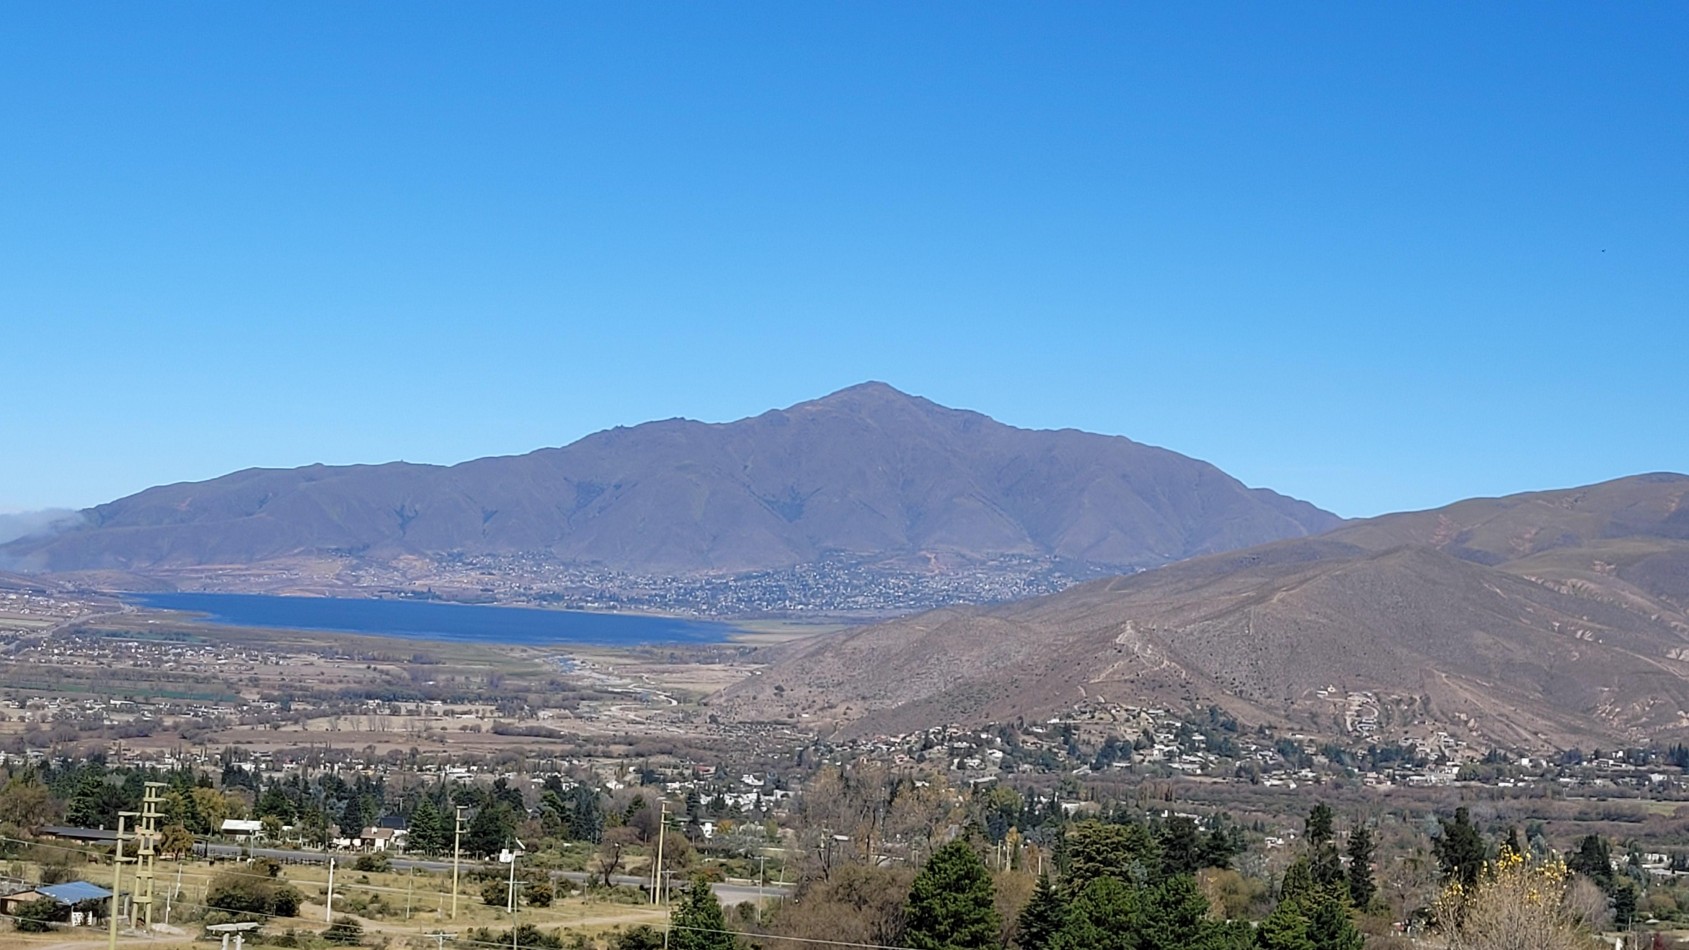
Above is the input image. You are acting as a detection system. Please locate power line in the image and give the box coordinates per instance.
[0,834,928,950]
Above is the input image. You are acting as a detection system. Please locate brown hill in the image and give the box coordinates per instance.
[715,474,1689,748]
[2,383,1337,575]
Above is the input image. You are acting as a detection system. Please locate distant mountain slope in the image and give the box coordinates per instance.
[715,474,1689,748]
[2,383,1339,575]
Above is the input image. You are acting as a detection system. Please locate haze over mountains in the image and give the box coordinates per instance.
[2,382,1338,577]
[717,473,1689,748]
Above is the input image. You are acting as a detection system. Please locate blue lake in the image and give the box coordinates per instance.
[125,592,736,646]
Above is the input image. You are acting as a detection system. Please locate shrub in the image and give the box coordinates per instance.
[14,898,68,933]
[524,880,555,907]
[323,915,364,946]
[353,852,392,873]
[206,867,305,921]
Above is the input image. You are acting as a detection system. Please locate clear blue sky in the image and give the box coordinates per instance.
[2,2,1683,518]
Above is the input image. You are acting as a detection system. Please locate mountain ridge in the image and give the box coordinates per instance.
[713,473,1689,749]
[3,382,1340,576]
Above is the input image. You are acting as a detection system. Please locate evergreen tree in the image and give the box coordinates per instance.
[1303,805,1342,890]
[1304,805,1334,848]
[1566,834,1615,890]
[465,802,517,859]
[1503,826,1524,857]
[569,785,605,843]
[669,875,738,950]
[1064,820,1162,893]
[1344,826,1376,911]
[408,798,448,855]
[1159,817,1202,878]
[1255,899,1315,950]
[905,839,1002,950]
[1279,857,1316,904]
[1050,877,1140,950]
[1305,891,1363,950]
[1014,873,1067,950]
[1613,880,1638,930]
[1141,874,1216,950]
[1434,807,1485,888]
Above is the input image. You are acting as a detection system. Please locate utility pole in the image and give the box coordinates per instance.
[651,803,668,905]
[450,806,467,920]
[505,845,517,914]
[108,813,132,950]
[137,783,164,929]
[325,858,336,922]
[756,854,766,924]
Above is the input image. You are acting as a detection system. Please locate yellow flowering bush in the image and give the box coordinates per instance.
[1432,850,1593,950]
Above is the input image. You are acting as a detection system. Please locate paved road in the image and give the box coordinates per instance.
[199,843,788,905]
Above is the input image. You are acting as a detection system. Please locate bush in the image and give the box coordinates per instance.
[524,880,554,907]
[352,852,392,873]
[323,915,364,946]
[482,879,512,907]
[206,867,305,921]
[13,897,68,933]
[612,925,664,950]
[467,924,564,949]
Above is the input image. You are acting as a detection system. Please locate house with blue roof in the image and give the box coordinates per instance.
[0,880,120,927]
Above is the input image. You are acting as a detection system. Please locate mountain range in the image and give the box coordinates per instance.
[2,382,1338,576]
[713,473,1689,748]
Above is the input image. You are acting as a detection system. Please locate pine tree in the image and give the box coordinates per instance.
[1256,898,1316,950]
[1140,874,1216,949]
[669,875,738,950]
[1434,807,1485,888]
[1049,877,1140,950]
[1344,826,1376,911]
[1305,890,1363,950]
[1015,873,1067,950]
[1063,820,1162,893]
[1566,834,1615,890]
[1279,857,1316,904]
[1305,805,1334,848]
[905,839,1002,950]
[408,799,447,855]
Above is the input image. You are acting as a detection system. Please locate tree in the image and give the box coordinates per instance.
[466,802,518,858]
[1305,891,1363,950]
[13,898,69,933]
[1305,805,1335,848]
[1140,874,1218,949]
[1064,820,1161,893]
[1014,873,1066,950]
[1344,826,1376,911]
[206,867,303,920]
[669,875,740,950]
[1049,877,1140,950]
[0,777,56,830]
[595,826,638,887]
[407,798,448,855]
[904,840,1001,950]
[1255,898,1315,950]
[1279,858,1316,904]
[1434,807,1485,888]
[160,823,196,858]
[1612,880,1638,930]
[1566,834,1614,890]
[1432,850,1585,950]
[1160,817,1203,878]
[1303,806,1342,890]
